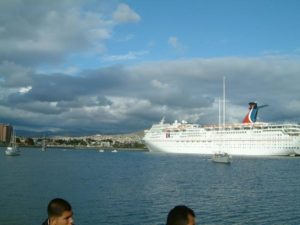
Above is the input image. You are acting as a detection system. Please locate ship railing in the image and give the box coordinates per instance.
[282,128,300,135]
[203,123,268,130]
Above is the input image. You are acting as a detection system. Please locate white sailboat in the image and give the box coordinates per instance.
[212,77,232,164]
[5,130,20,156]
[41,136,47,151]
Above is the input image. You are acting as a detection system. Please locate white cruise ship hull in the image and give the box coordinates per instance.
[143,121,300,156]
[145,140,297,156]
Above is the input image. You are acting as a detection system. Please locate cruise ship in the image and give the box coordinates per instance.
[143,102,300,156]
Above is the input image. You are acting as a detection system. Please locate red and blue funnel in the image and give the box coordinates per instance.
[242,102,268,124]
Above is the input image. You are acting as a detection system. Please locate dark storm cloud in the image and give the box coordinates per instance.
[29,67,129,103]
[1,56,300,134]
[128,57,300,124]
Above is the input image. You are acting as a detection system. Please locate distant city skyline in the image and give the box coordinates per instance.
[1,0,300,135]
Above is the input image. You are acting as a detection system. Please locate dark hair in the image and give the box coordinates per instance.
[166,205,195,225]
[47,198,72,217]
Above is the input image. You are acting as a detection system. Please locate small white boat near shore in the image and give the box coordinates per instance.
[5,131,20,156]
[41,136,47,151]
[5,146,21,156]
[212,152,231,164]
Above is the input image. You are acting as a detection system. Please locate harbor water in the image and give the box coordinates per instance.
[0,148,300,225]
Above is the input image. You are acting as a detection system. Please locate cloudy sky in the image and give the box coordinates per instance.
[1,0,300,136]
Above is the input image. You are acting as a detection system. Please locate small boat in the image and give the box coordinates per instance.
[5,131,20,156]
[98,149,105,153]
[41,136,47,151]
[212,152,231,164]
[112,149,118,153]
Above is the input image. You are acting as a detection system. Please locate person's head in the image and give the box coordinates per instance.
[47,198,74,225]
[166,205,196,225]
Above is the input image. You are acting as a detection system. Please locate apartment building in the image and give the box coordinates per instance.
[0,124,13,143]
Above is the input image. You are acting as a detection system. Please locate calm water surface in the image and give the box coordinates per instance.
[0,148,300,225]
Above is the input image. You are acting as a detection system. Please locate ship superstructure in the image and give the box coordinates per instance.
[143,102,300,156]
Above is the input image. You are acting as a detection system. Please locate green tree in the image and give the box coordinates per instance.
[25,138,34,145]
[16,137,21,144]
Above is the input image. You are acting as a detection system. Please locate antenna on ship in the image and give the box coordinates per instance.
[223,76,226,129]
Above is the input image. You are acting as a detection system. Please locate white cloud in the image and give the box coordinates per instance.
[19,86,32,94]
[168,36,185,51]
[168,36,180,48]
[115,34,135,42]
[102,51,148,62]
[0,1,140,66]
[113,3,141,23]
[151,80,170,89]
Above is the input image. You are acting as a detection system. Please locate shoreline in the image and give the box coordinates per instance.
[1,145,149,152]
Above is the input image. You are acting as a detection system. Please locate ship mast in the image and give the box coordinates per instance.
[218,97,221,130]
[223,76,226,129]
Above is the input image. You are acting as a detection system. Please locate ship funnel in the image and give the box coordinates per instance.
[242,102,268,124]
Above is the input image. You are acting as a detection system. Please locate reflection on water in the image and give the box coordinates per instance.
[0,148,300,225]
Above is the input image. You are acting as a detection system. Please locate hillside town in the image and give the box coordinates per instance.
[0,124,146,150]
